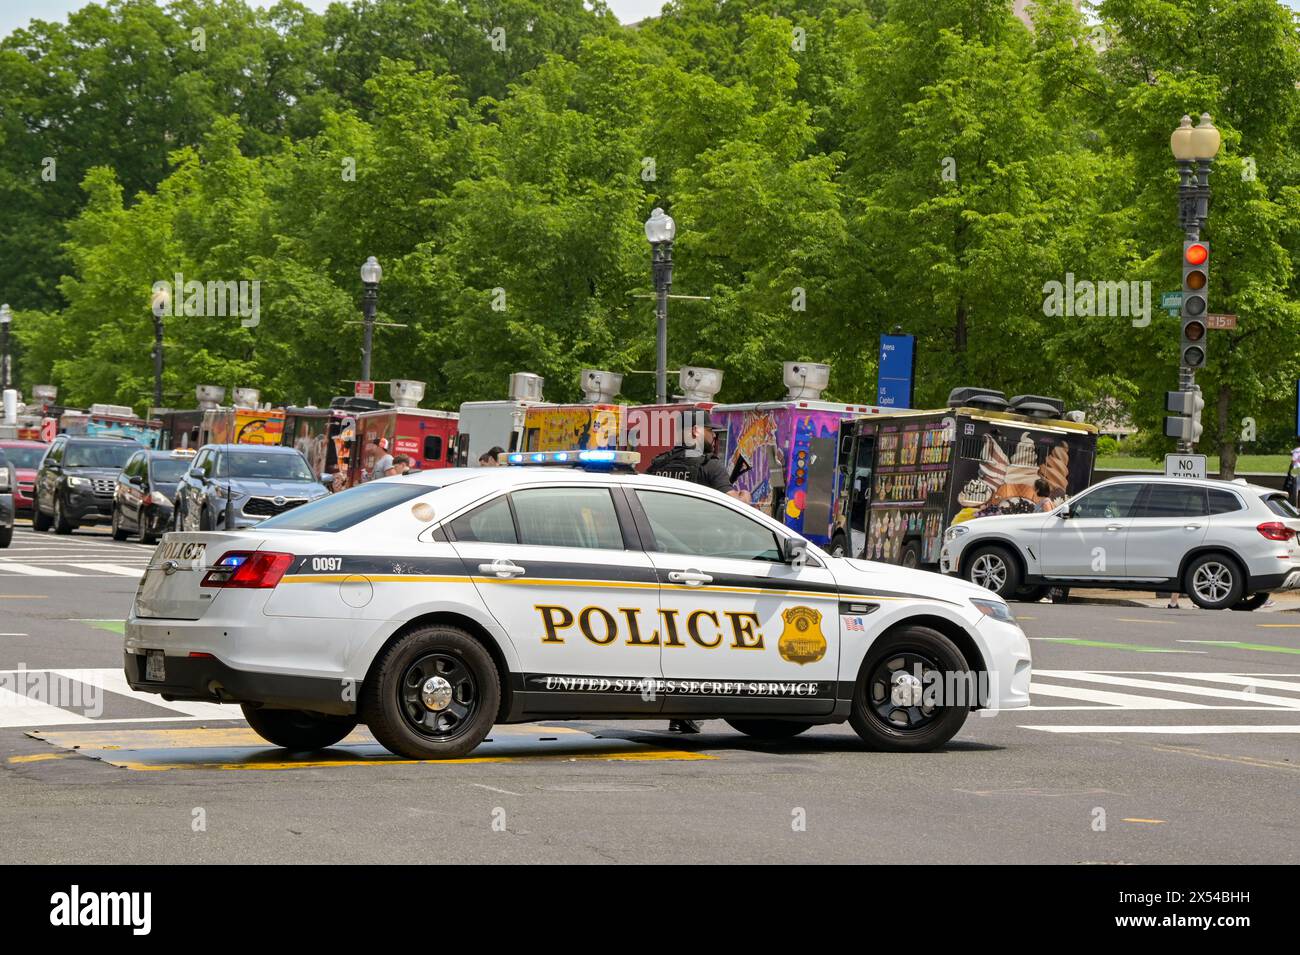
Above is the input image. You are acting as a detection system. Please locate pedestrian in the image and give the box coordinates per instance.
[646,411,750,735]
[387,454,412,476]
[364,437,389,481]
[478,446,505,467]
[369,443,394,482]
[1284,440,1300,507]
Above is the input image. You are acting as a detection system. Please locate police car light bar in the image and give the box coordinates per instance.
[506,449,641,470]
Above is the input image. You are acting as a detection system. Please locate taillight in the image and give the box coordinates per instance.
[1256,522,1296,542]
[201,550,295,588]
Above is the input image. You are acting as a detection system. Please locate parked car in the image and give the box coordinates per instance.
[0,448,15,547]
[173,444,328,531]
[940,475,1300,610]
[0,439,48,517]
[33,435,142,534]
[112,448,196,544]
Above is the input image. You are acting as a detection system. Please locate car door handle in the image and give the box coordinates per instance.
[1106,524,1124,532]
[479,560,525,579]
[668,570,712,586]
[1184,524,1202,530]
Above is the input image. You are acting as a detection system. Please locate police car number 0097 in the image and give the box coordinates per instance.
[311,557,343,572]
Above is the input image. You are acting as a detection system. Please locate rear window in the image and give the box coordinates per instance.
[2,447,44,468]
[1263,494,1300,518]
[1208,489,1243,514]
[150,458,191,483]
[257,482,433,532]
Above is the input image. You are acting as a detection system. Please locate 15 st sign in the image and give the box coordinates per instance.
[1206,313,1238,330]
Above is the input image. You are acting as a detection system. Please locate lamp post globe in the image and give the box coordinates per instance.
[359,256,382,384]
[645,209,677,404]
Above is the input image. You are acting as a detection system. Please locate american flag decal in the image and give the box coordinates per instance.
[844,616,865,632]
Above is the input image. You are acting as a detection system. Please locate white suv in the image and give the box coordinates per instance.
[940,475,1300,610]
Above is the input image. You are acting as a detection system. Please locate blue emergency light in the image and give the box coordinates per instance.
[506,449,640,471]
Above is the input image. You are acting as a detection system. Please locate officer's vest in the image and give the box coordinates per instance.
[647,448,706,484]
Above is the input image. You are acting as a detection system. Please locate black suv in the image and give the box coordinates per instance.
[33,435,142,534]
[0,448,14,548]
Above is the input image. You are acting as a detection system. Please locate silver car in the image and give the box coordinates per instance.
[939,475,1300,610]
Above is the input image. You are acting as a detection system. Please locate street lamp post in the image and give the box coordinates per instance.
[1169,113,1221,453]
[644,208,676,404]
[359,256,383,384]
[0,304,11,392]
[148,288,168,409]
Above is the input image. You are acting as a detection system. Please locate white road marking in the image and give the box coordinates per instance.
[1022,725,1300,734]
[1035,670,1300,709]
[1030,682,1208,709]
[0,563,76,576]
[0,686,95,727]
[50,668,238,721]
[1147,673,1300,694]
[63,563,146,577]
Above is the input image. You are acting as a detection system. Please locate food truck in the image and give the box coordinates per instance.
[514,367,724,472]
[282,406,345,480]
[60,404,163,447]
[709,362,883,546]
[831,387,1098,567]
[348,380,459,482]
[199,388,285,447]
[455,372,547,465]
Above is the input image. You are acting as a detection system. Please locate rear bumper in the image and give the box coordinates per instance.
[1246,568,1300,593]
[124,651,355,715]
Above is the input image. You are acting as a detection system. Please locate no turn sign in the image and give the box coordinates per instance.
[1165,454,1207,480]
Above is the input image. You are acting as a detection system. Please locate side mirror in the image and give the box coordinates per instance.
[1057,506,1072,519]
[189,468,206,481]
[129,473,144,485]
[781,537,808,567]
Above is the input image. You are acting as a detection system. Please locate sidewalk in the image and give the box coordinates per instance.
[1039,589,1300,612]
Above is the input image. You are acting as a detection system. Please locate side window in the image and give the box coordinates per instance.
[1138,485,1208,518]
[194,451,212,477]
[46,440,64,465]
[511,487,624,550]
[424,435,442,462]
[1208,489,1244,515]
[1071,484,1144,519]
[637,489,782,562]
[448,496,517,544]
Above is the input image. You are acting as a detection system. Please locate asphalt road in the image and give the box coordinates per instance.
[1,522,1296,864]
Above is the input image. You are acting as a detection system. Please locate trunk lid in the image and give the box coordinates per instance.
[134,532,266,620]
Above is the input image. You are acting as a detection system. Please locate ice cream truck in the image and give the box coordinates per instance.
[520,370,626,454]
[455,372,547,465]
[709,362,884,547]
[199,388,285,447]
[60,404,163,447]
[349,379,459,482]
[831,387,1097,568]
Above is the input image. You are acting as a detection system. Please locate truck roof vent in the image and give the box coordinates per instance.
[784,361,830,400]
[232,387,261,409]
[33,384,58,403]
[1009,394,1065,419]
[580,369,623,404]
[89,403,134,418]
[947,386,1008,411]
[390,379,425,409]
[679,366,723,403]
[508,372,545,402]
[195,385,225,410]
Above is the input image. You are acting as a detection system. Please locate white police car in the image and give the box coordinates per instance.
[124,450,1031,758]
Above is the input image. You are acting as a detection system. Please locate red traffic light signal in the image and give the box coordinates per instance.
[1185,242,1209,266]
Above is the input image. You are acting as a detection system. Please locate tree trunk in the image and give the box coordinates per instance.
[1216,382,1236,480]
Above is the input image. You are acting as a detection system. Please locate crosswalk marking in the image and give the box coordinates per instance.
[1029,681,1209,709]
[50,668,237,721]
[0,686,95,727]
[1036,670,1300,709]
[0,563,77,576]
[0,667,241,729]
[63,563,146,577]
[1022,725,1300,735]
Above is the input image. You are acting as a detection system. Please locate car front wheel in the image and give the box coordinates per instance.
[849,625,971,751]
[1184,553,1245,610]
[962,545,1021,599]
[52,497,75,534]
[110,505,130,541]
[362,625,500,759]
[240,704,357,750]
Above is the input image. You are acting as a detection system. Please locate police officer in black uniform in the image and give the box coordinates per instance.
[647,410,749,733]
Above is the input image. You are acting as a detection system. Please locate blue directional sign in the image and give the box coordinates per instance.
[877,333,916,409]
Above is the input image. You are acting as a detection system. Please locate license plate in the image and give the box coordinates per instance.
[145,650,166,682]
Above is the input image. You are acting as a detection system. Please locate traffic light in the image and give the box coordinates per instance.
[1164,387,1205,443]
[1180,240,1209,369]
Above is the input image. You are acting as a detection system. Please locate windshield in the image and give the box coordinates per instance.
[150,458,192,483]
[258,482,434,532]
[218,451,314,482]
[2,447,45,468]
[1263,494,1300,519]
[64,442,138,468]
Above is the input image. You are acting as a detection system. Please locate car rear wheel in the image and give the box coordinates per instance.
[1184,553,1245,610]
[0,524,11,548]
[829,533,848,558]
[240,704,357,751]
[848,625,970,751]
[110,506,130,541]
[362,625,500,759]
[900,540,922,569]
[1013,584,1048,602]
[1230,592,1269,612]
[725,719,812,740]
[32,503,52,532]
[52,497,75,534]
[962,545,1021,599]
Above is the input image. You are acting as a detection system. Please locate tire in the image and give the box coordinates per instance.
[1048,586,1071,604]
[1230,592,1269,612]
[110,506,130,541]
[849,625,971,752]
[240,704,357,751]
[1013,585,1048,602]
[900,540,922,569]
[962,544,1021,599]
[0,525,11,548]
[140,516,161,546]
[361,624,500,759]
[33,500,52,532]
[199,506,213,531]
[52,497,75,534]
[1183,552,1245,610]
[725,719,812,740]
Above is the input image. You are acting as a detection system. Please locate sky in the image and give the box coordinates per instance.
[0,0,670,37]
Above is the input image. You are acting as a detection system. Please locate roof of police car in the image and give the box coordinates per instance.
[382,465,709,493]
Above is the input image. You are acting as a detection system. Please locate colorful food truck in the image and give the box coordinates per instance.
[709,363,883,546]
[455,372,547,465]
[348,380,459,482]
[60,405,163,448]
[831,388,1097,568]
